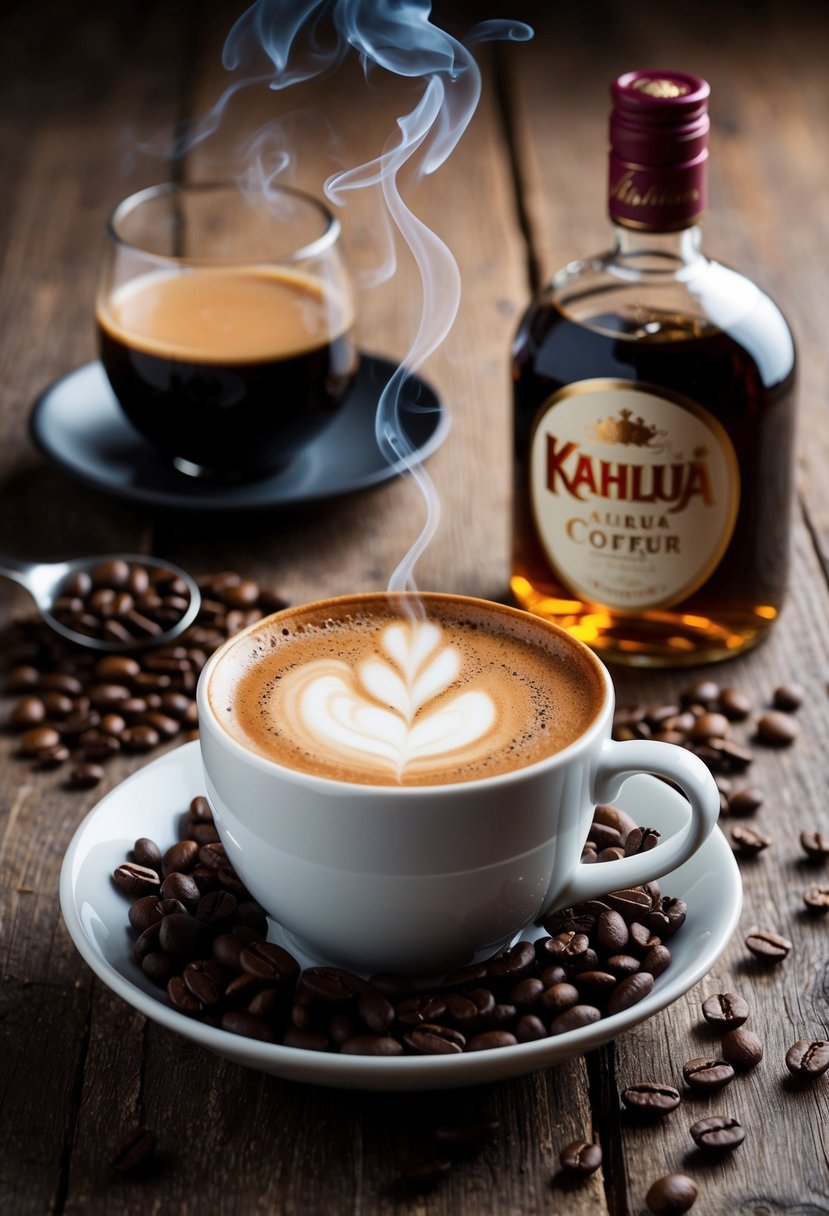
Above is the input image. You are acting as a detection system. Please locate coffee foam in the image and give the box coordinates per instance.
[97,266,352,365]
[209,597,604,787]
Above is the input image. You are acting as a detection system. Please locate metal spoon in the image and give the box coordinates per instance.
[0,553,201,652]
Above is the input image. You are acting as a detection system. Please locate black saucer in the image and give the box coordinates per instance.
[29,356,447,513]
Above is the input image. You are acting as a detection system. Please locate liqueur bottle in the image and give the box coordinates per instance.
[511,70,796,665]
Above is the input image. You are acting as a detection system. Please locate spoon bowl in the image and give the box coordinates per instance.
[0,554,201,652]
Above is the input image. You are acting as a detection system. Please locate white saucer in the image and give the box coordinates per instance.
[60,742,741,1092]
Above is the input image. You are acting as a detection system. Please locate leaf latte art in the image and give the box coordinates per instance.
[279,622,496,780]
[213,595,604,787]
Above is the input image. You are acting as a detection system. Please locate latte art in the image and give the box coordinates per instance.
[280,622,496,780]
[210,594,603,787]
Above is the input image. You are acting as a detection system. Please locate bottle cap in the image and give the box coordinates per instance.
[609,69,710,231]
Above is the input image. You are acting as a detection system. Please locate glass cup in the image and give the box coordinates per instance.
[96,182,359,480]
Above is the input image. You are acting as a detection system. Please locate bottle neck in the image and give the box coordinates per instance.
[610,223,706,274]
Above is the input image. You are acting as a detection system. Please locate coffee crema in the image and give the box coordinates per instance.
[209,596,604,786]
[97,266,357,476]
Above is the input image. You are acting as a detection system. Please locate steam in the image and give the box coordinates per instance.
[201,2,533,597]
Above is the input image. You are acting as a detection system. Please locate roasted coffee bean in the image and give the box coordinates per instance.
[596,910,629,953]
[196,890,238,927]
[112,862,160,897]
[690,711,730,742]
[804,886,829,911]
[559,1139,602,1176]
[160,871,200,909]
[9,697,46,729]
[221,1011,276,1042]
[5,665,40,692]
[182,960,225,1006]
[620,1082,681,1116]
[403,1025,465,1055]
[574,970,617,999]
[625,826,661,856]
[40,673,84,696]
[785,1039,829,1079]
[641,944,672,977]
[606,888,653,922]
[718,688,751,720]
[800,830,829,859]
[721,1027,763,1070]
[191,823,221,846]
[605,954,641,979]
[340,1034,403,1056]
[33,743,70,769]
[515,1015,547,1042]
[727,788,764,817]
[78,729,120,760]
[239,941,300,984]
[65,758,103,787]
[682,677,719,707]
[212,932,248,973]
[772,682,804,712]
[756,710,799,746]
[549,1005,601,1035]
[629,921,657,953]
[745,930,792,962]
[730,824,772,855]
[646,1173,698,1214]
[129,895,185,933]
[701,993,749,1031]
[132,837,162,868]
[19,725,61,756]
[142,952,175,986]
[509,977,545,1007]
[357,987,394,1033]
[586,822,623,851]
[540,982,580,1015]
[594,802,639,839]
[682,1057,735,1090]
[488,940,535,978]
[161,839,199,876]
[158,913,205,958]
[96,655,141,681]
[283,1027,329,1052]
[446,988,495,1025]
[188,795,214,824]
[167,973,202,1014]
[689,1115,745,1152]
[142,712,180,739]
[110,1126,157,1174]
[606,972,654,1016]
[466,1030,517,1051]
[198,842,228,871]
[121,725,160,753]
[546,930,590,961]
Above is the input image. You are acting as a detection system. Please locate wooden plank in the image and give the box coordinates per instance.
[507,3,829,1212]
[0,3,192,1212]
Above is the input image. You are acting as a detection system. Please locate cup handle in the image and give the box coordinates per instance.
[554,738,720,909]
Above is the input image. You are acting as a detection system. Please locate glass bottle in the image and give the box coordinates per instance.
[511,70,796,665]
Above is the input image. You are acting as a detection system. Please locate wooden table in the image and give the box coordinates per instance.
[2,1,828,1211]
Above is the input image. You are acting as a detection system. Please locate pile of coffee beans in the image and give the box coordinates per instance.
[52,560,192,645]
[112,797,685,1055]
[1,571,285,789]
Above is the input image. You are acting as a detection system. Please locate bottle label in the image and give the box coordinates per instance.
[529,379,739,611]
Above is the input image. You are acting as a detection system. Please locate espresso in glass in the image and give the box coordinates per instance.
[208,593,605,787]
[96,183,358,479]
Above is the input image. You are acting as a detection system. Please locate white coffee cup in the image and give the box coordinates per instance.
[197,593,719,976]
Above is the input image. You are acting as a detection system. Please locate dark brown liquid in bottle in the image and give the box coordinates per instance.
[512,301,796,665]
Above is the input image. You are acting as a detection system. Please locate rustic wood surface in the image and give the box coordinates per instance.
[1,1,827,1212]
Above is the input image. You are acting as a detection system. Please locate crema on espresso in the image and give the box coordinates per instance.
[208,595,604,787]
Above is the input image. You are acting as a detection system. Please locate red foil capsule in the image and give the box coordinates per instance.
[608,69,710,231]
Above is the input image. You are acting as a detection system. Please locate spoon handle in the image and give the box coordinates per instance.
[0,556,38,590]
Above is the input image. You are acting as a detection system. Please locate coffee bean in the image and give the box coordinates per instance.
[606,888,653,922]
[574,970,617,1000]
[182,960,225,1006]
[509,977,545,1007]
[718,688,751,720]
[549,1005,601,1035]
[745,930,792,962]
[142,952,175,986]
[682,678,719,707]
[189,795,214,824]
[220,1011,276,1042]
[756,710,799,746]
[132,837,162,868]
[19,725,61,756]
[515,1015,547,1042]
[691,711,730,742]
[621,1082,680,1116]
[340,1034,403,1056]
[488,940,536,979]
[196,890,238,927]
[466,1030,518,1051]
[606,972,654,1016]
[132,922,162,962]
[6,664,40,692]
[700,992,749,1030]
[8,696,46,729]
[403,1025,465,1054]
[689,1114,745,1152]
[159,913,205,958]
[110,1126,156,1174]
[682,1058,735,1090]
[161,839,199,876]
[727,788,764,817]
[641,944,672,978]
[33,743,70,769]
[772,682,804,712]
[112,862,160,897]
[646,1173,698,1214]
[122,725,161,753]
[721,1027,763,1070]
[282,1027,329,1052]
[730,824,772,855]
[129,895,171,933]
[785,1039,829,1079]
[800,830,829,859]
[239,941,300,984]
[357,987,395,1033]
[605,954,641,979]
[559,1139,601,1176]
[596,910,629,954]
[647,897,687,938]
[540,982,580,1015]
[625,826,661,856]
[801,884,829,912]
